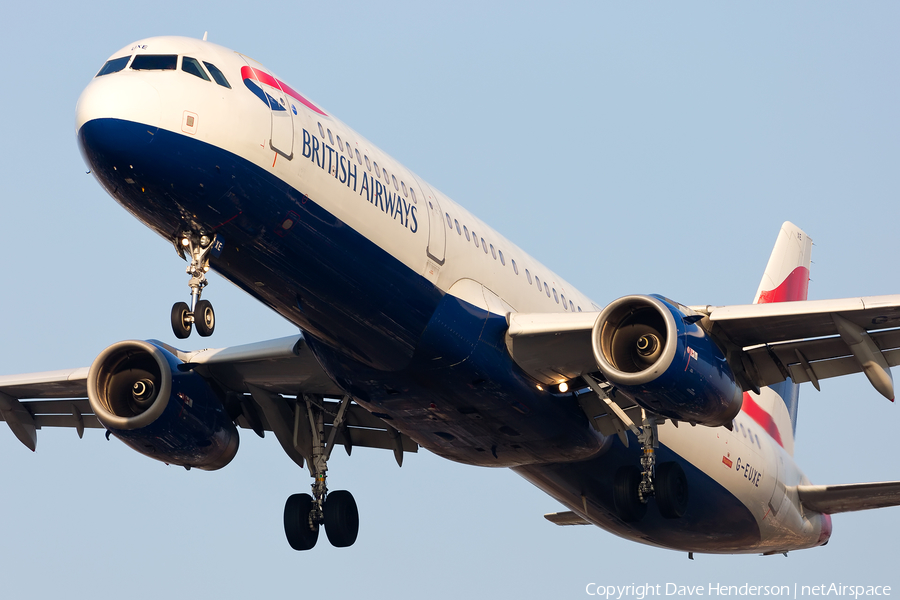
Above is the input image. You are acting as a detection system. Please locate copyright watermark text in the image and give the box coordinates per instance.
[585,584,892,599]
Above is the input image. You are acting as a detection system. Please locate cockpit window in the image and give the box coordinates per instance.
[181,56,210,81]
[203,62,232,88]
[131,54,177,71]
[96,56,130,77]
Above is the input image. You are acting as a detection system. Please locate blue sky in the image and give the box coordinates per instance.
[1,2,898,598]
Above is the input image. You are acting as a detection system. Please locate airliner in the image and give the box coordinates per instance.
[2,35,900,554]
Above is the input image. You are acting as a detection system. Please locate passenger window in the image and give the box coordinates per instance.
[392,175,399,191]
[131,54,177,70]
[318,123,325,138]
[383,167,389,181]
[577,306,582,312]
[96,56,130,77]
[336,135,344,151]
[446,213,452,228]
[535,276,541,290]
[490,244,497,259]
[499,250,505,266]
[182,57,210,81]
[511,259,518,274]
[463,225,470,241]
[481,238,488,254]
[327,129,334,145]
[455,219,461,235]
[570,301,575,312]
[355,149,362,164]
[203,62,232,88]
[402,181,408,196]
[553,289,559,303]
[526,269,532,284]
[374,162,380,177]
[473,233,479,248]
[365,155,372,171]
[410,188,417,203]
[544,282,550,297]
[561,294,567,309]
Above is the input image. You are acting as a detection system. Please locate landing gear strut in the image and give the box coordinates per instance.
[613,411,688,522]
[284,395,359,550]
[171,232,216,339]
[582,377,690,522]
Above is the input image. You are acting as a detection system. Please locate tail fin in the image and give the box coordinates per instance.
[752,221,812,305]
[743,222,812,456]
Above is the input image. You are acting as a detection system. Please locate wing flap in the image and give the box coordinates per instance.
[797,481,900,514]
[743,331,900,388]
[34,414,103,429]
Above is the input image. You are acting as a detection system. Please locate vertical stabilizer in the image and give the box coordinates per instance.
[752,221,812,305]
[744,222,812,456]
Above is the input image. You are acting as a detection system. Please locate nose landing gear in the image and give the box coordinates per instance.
[171,232,217,339]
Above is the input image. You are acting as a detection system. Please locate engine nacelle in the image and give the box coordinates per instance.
[592,295,742,426]
[87,340,239,470]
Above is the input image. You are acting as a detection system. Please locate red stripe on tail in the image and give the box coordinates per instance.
[757,266,809,304]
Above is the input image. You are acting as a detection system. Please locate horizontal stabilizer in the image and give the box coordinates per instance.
[797,481,900,514]
[544,511,590,526]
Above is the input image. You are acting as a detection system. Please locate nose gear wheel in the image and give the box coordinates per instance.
[170,232,216,338]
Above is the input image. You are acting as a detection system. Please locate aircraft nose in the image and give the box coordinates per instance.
[76,74,161,170]
[76,74,160,136]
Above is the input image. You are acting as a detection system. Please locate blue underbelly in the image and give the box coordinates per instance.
[515,441,761,553]
[79,118,439,371]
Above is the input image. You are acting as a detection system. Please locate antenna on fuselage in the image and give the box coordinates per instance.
[202,31,208,41]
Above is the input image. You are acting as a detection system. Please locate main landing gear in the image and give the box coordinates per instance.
[284,395,360,550]
[613,412,689,522]
[171,232,216,339]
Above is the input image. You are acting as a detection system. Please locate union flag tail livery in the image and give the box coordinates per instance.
[745,221,812,456]
[753,221,812,306]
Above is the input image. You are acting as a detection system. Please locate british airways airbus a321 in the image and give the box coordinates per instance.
[2,35,900,555]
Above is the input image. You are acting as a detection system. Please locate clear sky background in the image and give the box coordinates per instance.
[1,2,898,598]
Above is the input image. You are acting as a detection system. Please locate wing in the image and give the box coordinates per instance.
[506,294,900,400]
[695,295,900,399]
[0,334,416,465]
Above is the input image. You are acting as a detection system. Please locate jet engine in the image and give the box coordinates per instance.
[592,295,742,426]
[87,340,239,470]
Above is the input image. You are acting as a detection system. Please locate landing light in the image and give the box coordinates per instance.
[181,238,190,247]
[558,382,569,394]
